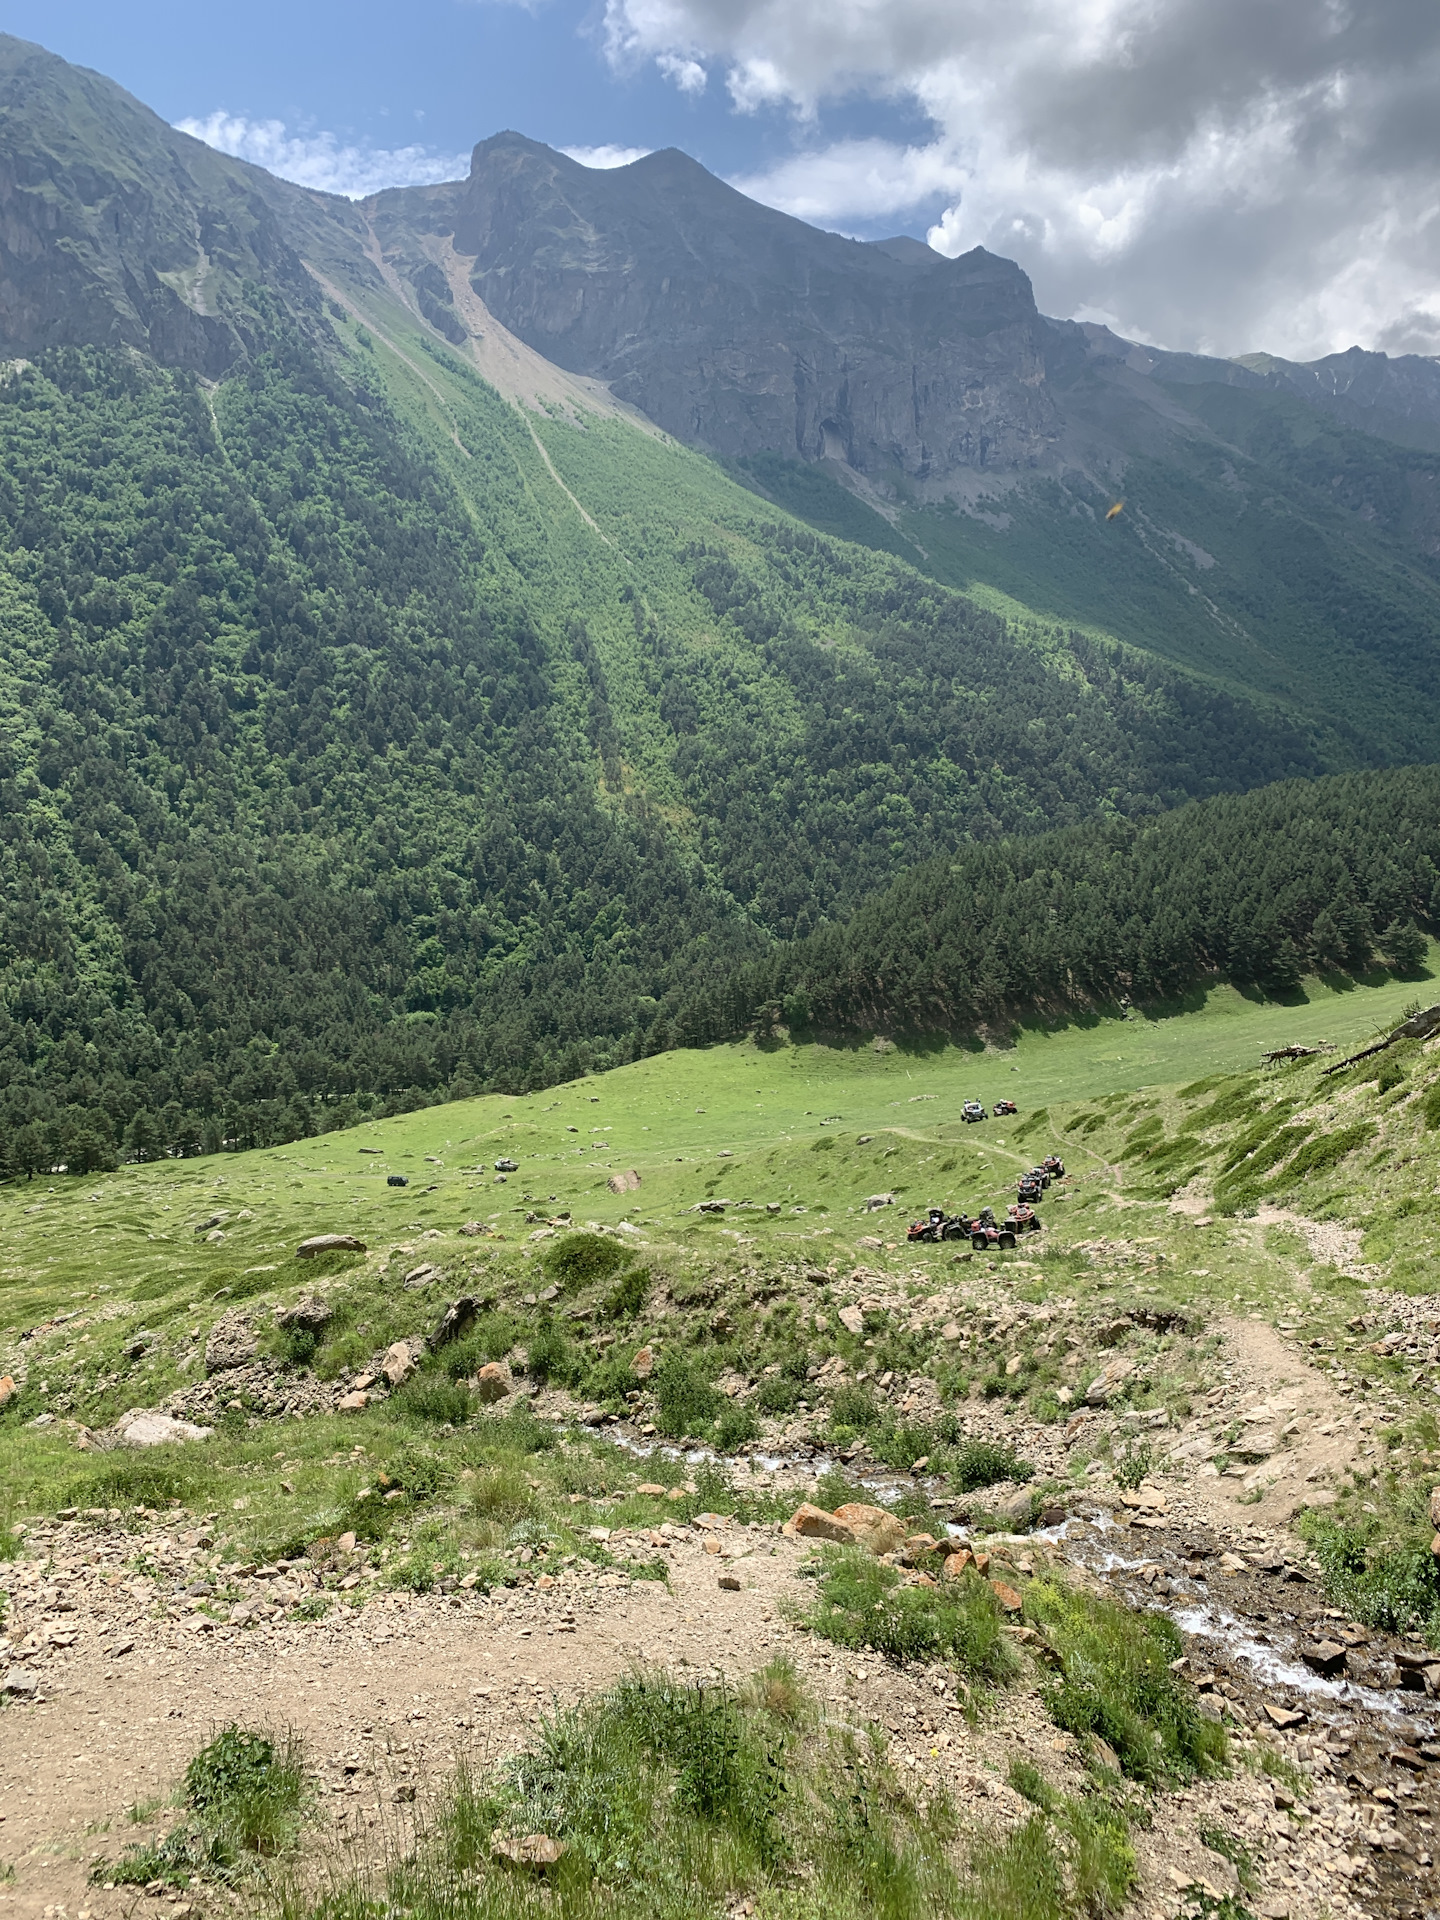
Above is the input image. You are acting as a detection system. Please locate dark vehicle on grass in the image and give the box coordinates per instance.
[1017,1174,1044,1206]
[907,1208,971,1243]
[1028,1164,1053,1189]
[968,1217,1019,1251]
[1005,1203,1042,1235]
[961,1100,986,1123]
[993,1099,1018,1116]
[1042,1154,1066,1179]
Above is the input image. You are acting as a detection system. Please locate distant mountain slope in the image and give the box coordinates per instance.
[0,32,1436,1169]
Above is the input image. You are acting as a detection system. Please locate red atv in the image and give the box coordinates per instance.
[1017,1175,1044,1206]
[992,1099,1018,1116]
[1005,1203,1043,1236]
[967,1218,1019,1251]
[1042,1154,1066,1179]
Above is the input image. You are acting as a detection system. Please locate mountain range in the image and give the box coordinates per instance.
[0,31,1437,1164]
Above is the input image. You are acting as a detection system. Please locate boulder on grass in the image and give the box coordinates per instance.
[475,1362,512,1404]
[788,1504,858,1546]
[116,1411,214,1447]
[833,1503,907,1555]
[297,1234,367,1258]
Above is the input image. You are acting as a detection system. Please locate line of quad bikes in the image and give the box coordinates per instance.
[906,1099,1066,1249]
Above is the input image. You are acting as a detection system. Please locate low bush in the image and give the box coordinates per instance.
[952,1441,1033,1492]
[804,1547,1017,1686]
[542,1232,629,1291]
[1024,1581,1226,1784]
[390,1376,473,1425]
[281,1661,967,1920]
[1298,1503,1440,1635]
[654,1354,723,1437]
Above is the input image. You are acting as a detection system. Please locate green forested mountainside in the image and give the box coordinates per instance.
[741,398,1440,763]
[0,321,1329,1170]
[695,767,1440,1045]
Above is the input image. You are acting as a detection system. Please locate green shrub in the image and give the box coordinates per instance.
[830,1384,881,1430]
[754,1373,805,1413]
[714,1403,761,1451]
[525,1321,576,1386]
[1423,1080,1440,1130]
[805,1548,1017,1686]
[183,1723,307,1857]
[655,1354,723,1437]
[602,1268,649,1320]
[390,1376,473,1425]
[542,1232,629,1291]
[952,1441,1033,1491]
[1298,1508,1440,1635]
[1024,1581,1225,1784]
[1280,1121,1377,1182]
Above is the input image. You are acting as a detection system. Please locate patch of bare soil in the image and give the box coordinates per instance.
[0,1493,1420,1920]
[1255,1207,1383,1283]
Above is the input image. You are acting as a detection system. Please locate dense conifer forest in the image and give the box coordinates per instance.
[694,768,1440,1048]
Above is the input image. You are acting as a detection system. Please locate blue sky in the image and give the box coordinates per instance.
[7,0,1437,360]
[9,0,935,229]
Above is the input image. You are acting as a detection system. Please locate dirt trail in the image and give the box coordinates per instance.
[0,1461,1409,1920]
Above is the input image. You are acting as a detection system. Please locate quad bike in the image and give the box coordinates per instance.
[968,1219,1019,1251]
[907,1208,971,1243]
[992,1099,1018,1116]
[1042,1154,1066,1179]
[961,1100,986,1123]
[1005,1203,1043,1235]
[1016,1177,1044,1207]
[1028,1164,1052,1189]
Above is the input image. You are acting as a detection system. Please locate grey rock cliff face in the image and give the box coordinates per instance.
[0,35,339,373]
[441,133,1060,481]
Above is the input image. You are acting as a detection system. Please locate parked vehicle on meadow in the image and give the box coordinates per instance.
[961,1100,986,1123]
[1042,1154,1066,1179]
[907,1207,972,1243]
[1005,1203,1043,1235]
[992,1099,1018,1116]
[969,1220,1019,1251]
[1017,1174,1044,1206]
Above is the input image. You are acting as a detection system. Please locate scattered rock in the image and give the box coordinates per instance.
[1300,1641,1348,1677]
[942,1550,974,1579]
[991,1581,1024,1614]
[493,1834,566,1870]
[940,1322,962,1341]
[382,1341,420,1388]
[789,1504,859,1546]
[1263,1702,1307,1730]
[337,1390,369,1413]
[1120,1485,1168,1514]
[1429,1487,1440,1529]
[838,1306,865,1336]
[495,1158,519,1173]
[475,1362,512,1404]
[298,1234,367,1257]
[607,1169,642,1194]
[862,1194,896,1212]
[631,1346,655,1380]
[458,1222,490,1237]
[432,1295,482,1349]
[116,1411,214,1447]
[1085,1358,1136,1406]
[4,1667,39,1697]
[636,1483,668,1496]
[718,1573,742,1591]
[833,1503,907,1556]
[0,1375,15,1410]
[204,1310,258,1375]
[275,1296,333,1333]
[403,1264,441,1291]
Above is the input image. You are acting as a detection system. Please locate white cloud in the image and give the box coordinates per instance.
[561,144,654,168]
[175,112,470,200]
[657,53,708,94]
[599,0,1440,359]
